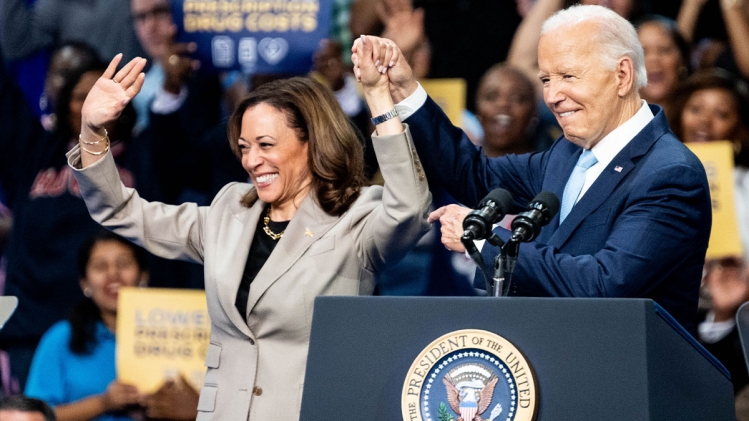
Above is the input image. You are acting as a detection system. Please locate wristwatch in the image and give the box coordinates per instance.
[371,109,399,125]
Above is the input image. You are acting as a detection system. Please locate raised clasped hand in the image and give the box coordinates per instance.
[352,35,399,93]
[352,35,417,102]
[81,54,147,134]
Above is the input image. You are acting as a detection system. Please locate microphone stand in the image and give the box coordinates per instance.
[493,236,520,297]
[462,232,504,296]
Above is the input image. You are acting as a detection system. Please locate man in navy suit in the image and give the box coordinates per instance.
[352,5,711,330]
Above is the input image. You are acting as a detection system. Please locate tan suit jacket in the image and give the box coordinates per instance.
[68,125,431,420]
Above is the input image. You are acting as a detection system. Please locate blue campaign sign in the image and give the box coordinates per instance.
[171,0,332,74]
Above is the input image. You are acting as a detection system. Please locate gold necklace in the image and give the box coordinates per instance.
[263,207,284,240]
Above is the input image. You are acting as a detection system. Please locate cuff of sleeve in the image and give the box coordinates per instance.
[66,144,112,171]
[151,86,188,114]
[394,82,427,121]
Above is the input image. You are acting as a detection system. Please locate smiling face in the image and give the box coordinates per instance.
[476,66,536,156]
[81,240,145,317]
[680,88,741,143]
[638,22,684,104]
[238,103,312,216]
[538,22,635,148]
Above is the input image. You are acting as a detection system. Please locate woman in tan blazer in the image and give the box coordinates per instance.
[66,36,430,420]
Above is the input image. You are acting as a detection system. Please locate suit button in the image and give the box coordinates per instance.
[248,338,255,345]
[253,386,263,396]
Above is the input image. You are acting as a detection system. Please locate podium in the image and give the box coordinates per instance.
[300,297,734,421]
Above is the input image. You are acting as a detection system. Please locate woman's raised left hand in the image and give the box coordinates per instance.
[81,54,147,133]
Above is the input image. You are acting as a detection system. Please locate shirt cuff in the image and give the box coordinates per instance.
[394,82,427,121]
[698,311,736,344]
[151,86,188,115]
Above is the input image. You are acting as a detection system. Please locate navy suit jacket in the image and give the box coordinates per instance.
[408,97,711,330]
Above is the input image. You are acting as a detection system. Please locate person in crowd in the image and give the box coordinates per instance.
[354,4,711,330]
[475,63,556,157]
[24,231,147,421]
[678,0,749,79]
[635,15,691,114]
[39,42,101,132]
[0,396,56,421]
[67,36,430,420]
[0,0,142,64]
[700,257,749,396]
[129,0,221,135]
[668,69,749,399]
[669,68,749,155]
[24,230,200,421]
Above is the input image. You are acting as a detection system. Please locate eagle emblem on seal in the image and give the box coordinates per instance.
[442,363,503,421]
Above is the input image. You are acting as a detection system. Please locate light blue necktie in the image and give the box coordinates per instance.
[560,150,598,223]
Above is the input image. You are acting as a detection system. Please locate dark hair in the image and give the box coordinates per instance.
[669,68,749,167]
[0,395,56,421]
[46,41,101,108]
[634,15,691,74]
[227,77,368,216]
[55,61,137,144]
[69,230,148,355]
[50,41,101,74]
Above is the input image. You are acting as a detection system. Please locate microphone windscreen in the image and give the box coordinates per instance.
[532,191,560,217]
[480,188,514,215]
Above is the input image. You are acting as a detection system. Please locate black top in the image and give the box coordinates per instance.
[235,210,289,320]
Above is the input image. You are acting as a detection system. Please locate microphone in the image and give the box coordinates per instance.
[510,191,560,243]
[462,188,513,241]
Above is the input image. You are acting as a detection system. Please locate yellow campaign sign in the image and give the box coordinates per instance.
[687,141,743,260]
[116,287,210,393]
[421,79,466,127]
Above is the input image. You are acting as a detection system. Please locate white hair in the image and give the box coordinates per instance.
[541,4,647,89]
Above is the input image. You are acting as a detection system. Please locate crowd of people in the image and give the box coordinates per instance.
[0,0,748,419]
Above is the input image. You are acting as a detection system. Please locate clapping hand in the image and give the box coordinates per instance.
[101,380,143,412]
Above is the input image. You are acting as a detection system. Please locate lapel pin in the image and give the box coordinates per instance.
[305,228,314,237]
[614,166,623,173]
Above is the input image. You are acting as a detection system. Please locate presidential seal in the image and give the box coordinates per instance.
[402,329,537,421]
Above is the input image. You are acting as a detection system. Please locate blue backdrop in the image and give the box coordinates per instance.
[172,0,332,74]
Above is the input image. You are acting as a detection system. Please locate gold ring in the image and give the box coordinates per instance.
[112,78,119,83]
[168,54,179,66]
